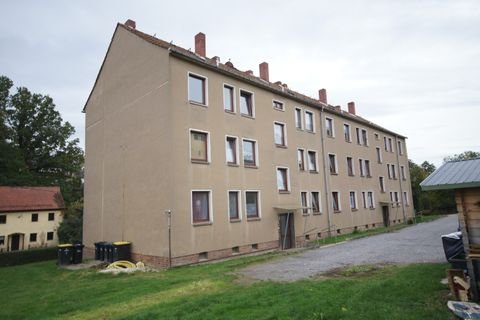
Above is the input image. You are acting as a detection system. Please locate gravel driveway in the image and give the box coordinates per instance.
[240,214,458,282]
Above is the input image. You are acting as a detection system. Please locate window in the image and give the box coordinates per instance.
[401,166,406,180]
[225,136,238,165]
[356,128,361,145]
[367,192,375,209]
[328,154,337,174]
[0,215,6,224]
[243,139,257,167]
[48,212,55,221]
[295,108,303,129]
[245,191,260,218]
[31,213,38,222]
[376,147,382,163]
[192,191,211,223]
[308,151,317,172]
[190,130,209,163]
[274,122,286,147]
[350,192,357,210]
[374,133,379,140]
[30,233,37,242]
[223,84,234,112]
[305,111,314,132]
[364,160,371,177]
[397,140,403,155]
[188,73,206,105]
[332,192,340,212]
[394,192,399,206]
[228,191,240,220]
[301,192,309,214]
[361,129,368,146]
[297,149,305,171]
[390,192,395,207]
[344,124,351,142]
[403,192,410,206]
[347,157,354,176]
[326,118,334,137]
[359,159,365,177]
[388,138,393,152]
[276,167,289,192]
[240,90,254,117]
[311,192,320,213]
[273,100,284,111]
[0,236,4,245]
[391,164,397,179]
[362,192,367,208]
[379,177,386,193]
[47,232,54,241]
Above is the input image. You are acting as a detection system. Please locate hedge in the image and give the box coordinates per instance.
[0,247,57,267]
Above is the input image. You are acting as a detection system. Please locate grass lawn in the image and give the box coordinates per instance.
[0,253,451,320]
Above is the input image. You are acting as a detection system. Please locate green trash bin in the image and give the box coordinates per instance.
[57,244,73,265]
[113,242,131,261]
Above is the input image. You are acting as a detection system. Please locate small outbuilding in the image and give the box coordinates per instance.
[421,158,480,300]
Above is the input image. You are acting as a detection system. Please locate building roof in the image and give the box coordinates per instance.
[83,22,406,139]
[420,158,480,191]
[0,186,65,213]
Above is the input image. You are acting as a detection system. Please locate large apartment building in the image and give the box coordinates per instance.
[83,20,413,267]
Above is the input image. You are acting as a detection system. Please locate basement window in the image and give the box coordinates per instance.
[198,252,208,261]
[232,246,240,254]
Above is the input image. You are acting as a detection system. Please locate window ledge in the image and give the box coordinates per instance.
[229,219,242,223]
[189,101,208,108]
[278,190,290,194]
[244,164,258,169]
[366,175,372,178]
[312,212,322,215]
[224,110,235,115]
[330,172,338,175]
[227,163,239,167]
[327,135,335,139]
[369,207,376,210]
[275,144,287,149]
[348,174,355,177]
[193,221,213,227]
[309,170,319,174]
[296,128,304,131]
[191,159,210,165]
[273,108,285,112]
[302,213,310,216]
[241,114,255,119]
[306,130,315,134]
[334,210,342,214]
[345,140,352,143]
[247,217,261,221]
[351,208,358,212]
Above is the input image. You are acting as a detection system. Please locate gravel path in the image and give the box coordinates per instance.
[240,215,458,282]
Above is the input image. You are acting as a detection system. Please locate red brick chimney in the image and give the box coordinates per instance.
[259,62,269,82]
[318,88,327,104]
[125,19,136,29]
[348,102,356,115]
[195,32,206,57]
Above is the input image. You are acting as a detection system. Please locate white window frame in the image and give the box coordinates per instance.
[379,176,386,193]
[311,190,322,214]
[362,192,367,209]
[365,159,371,177]
[328,153,338,174]
[387,164,392,179]
[403,191,410,206]
[356,128,362,145]
[223,83,236,113]
[188,72,208,106]
[273,121,288,147]
[300,191,309,215]
[398,140,404,155]
[388,138,393,153]
[242,138,259,167]
[295,107,303,130]
[367,191,375,209]
[326,117,335,138]
[343,123,351,142]
[361,129,368,146]
[401,166,406,180]
[347,156,355,176]
[332,191,341,212]
[272,99,285,111]
[304,110,315,133]
[307,150,318,172]
[191,189,213,224]
[239,88,255,118]
[227,190,242,221]
[225,135,239,165]
[276,166,291,192]
[245,190,261,219]
[189,128,211,163]
[376,147,383,164]
[297,148,306,171]
[359,158,365,177]
[349,191,358,210]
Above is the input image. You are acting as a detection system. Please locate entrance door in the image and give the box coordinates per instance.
[382,206,390,227]
[11,234,20,251]
[279,213,295,250]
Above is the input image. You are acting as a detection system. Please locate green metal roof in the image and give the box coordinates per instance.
[420,158,480,191]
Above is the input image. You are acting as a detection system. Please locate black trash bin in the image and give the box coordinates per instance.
[57,244,73,266]
[72,243,85,264]
[113,242,131,261]
[104,242,114,263]
[94,241,106,261]
[441,232,467,270]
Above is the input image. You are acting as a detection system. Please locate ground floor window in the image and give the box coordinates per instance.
[192,191,211,223]
[29,233,37,242]
[47,232,54,241]
[332,192,340,212]
[228,191,240,220]
[0,235,4,245]
[245,191,259,218]
[311,192,320,213]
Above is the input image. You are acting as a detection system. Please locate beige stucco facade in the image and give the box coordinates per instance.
[0,210,63,252]
[84,22,414,267]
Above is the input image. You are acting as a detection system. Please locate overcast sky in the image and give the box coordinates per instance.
[1,0,479,167]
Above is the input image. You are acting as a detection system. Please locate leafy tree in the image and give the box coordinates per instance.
[57,200,83,243]
[444,151,480,162]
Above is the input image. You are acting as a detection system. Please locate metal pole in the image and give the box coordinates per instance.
[165,210,172,268]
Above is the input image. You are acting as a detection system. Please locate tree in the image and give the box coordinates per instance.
[57,200,83,243]
[444,151,480,162]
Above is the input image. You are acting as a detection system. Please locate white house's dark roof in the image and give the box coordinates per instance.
[420,158,480,191]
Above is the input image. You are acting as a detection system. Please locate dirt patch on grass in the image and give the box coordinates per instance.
[313,264,391,280]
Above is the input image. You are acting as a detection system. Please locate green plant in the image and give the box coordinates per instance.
[0,247,57,267]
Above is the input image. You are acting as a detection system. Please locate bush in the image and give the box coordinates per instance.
[0,247,57,267]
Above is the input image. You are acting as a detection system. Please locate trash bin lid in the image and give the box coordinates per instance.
[441,232,462,240]
[58,244,73,248]
[113,241,131,245]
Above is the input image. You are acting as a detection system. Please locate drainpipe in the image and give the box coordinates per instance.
[320,106,333,237]
[394,136,406,222]
[165,210,172,268]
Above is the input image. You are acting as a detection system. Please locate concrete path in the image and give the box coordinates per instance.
[240,214,458,282]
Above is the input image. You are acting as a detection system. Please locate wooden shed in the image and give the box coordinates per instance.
[421,158,480,300]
